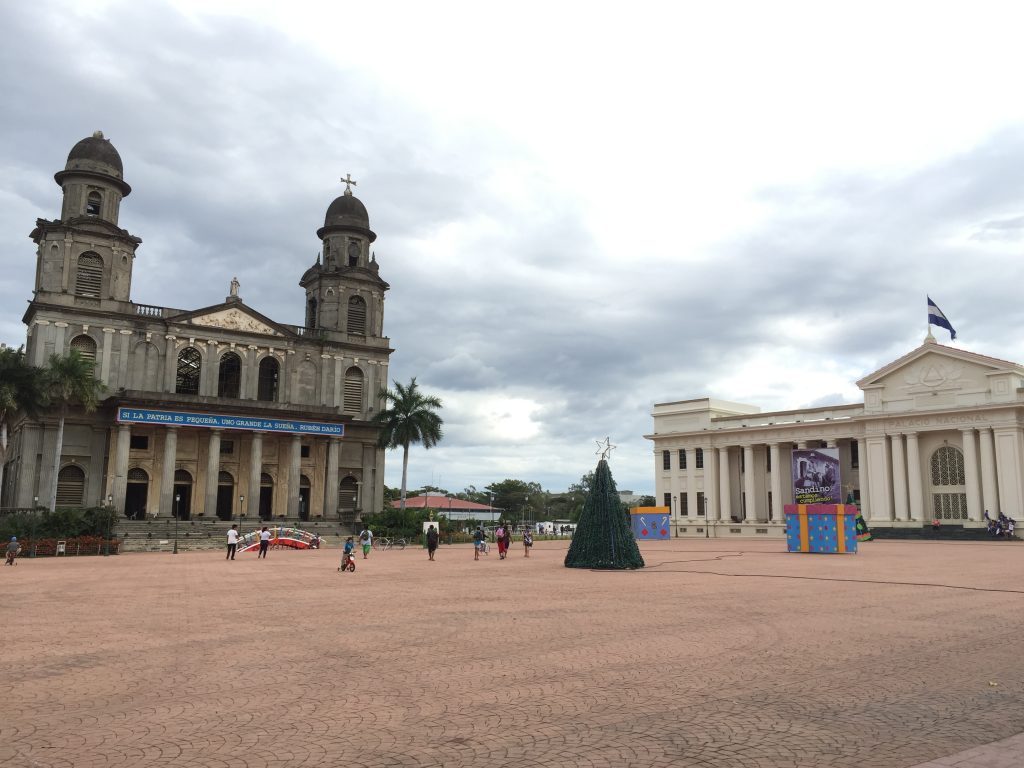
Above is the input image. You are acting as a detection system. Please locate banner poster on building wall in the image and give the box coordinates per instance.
[791,448,841,504]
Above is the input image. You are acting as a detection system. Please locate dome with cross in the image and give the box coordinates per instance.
[318,174,375,241]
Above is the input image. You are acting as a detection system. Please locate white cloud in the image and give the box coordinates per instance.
[3,0,1024,495]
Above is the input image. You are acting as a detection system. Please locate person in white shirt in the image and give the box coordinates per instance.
[258,526,272,559]
[226,525,239,560]
[359,527,373,559]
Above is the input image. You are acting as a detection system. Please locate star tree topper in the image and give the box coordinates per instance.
[595,437,617,461]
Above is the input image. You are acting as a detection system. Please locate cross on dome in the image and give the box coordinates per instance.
[341,173,358,196]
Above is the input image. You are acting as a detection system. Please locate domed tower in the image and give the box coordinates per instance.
[300,176,389,336]
[30,131,141,303]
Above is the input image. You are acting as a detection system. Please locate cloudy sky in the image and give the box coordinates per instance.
[3,1,1024,496]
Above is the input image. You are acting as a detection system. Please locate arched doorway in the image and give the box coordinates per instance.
[56,465,86,507]
[299,475,311,521]
[125,468,149,519]
[173,469,193,520]
[216,471,234,520]
[339,476,358,517]
[930,446,967,521]
[259,473,274,520]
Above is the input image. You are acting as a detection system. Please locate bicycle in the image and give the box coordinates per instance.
[372,537,408,551]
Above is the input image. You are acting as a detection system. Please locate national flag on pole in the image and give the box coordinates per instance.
[927,296,956,339]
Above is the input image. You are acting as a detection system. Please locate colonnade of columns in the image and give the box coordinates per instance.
[669,439,846,526]
[109,424,353,520]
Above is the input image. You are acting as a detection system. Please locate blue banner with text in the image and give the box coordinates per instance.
[116,407,344,436]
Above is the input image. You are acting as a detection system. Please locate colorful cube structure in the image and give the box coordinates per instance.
[784,504,858,554]
[630,507,671,540]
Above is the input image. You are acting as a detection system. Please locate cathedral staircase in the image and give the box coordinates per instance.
[115,518,353,552]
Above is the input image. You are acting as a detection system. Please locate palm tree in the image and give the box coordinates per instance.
[0,346,47,505]
[43,351,105,512]
[372,377,443,511]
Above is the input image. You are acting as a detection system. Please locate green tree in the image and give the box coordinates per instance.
[372,377,444,511]
[565,459,644,570]
[637,495,657,507]
[0,346,46,504]
[485,478,542,527]
[43,351,105,512]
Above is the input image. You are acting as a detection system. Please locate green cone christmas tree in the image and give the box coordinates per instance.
[565,458,645,570]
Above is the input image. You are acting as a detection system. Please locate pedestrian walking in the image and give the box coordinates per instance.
[522,529,533,557]
[473,525,485,561]
[496,523,507,559]
[501,524,512,558]
[426,524,439,561]
[258,526,271,558]
[359,526,373,559]
[226,524,238,560]
[5,536,21,565]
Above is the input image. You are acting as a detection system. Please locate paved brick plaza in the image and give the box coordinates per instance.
[2,539,1023,768]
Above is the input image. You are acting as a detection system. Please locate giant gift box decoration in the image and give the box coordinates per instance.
[784,504,858,554]
[630,506,671,540]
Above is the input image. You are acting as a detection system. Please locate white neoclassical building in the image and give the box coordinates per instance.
[645,335,1024,538]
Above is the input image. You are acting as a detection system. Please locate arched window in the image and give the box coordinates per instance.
[306,296,318,329]
[930,446,965,486]
[217,352,241,399]
[75,253,103,297]
[176,347,201,395]
[56,465,86,507]
[85,191,102,216]
[69,334,97,364]
[257,357,279,401]
[347,295,367,335]
[339,476,358,512]
[343,366,364,412]
[930,446,967,521]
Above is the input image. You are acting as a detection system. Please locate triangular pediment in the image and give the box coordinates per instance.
[858,342,1023,389]
[171,302,289,337]
[857,340,1024,412]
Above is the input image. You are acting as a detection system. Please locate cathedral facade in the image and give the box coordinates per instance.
[2,132,392,526]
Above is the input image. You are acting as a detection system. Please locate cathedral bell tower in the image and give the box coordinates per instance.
[30,131,141,305]
[299,175,389,336]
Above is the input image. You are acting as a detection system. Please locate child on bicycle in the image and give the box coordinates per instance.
[340,536,355,571]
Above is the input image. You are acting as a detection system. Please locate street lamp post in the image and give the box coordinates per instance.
[705,491,712,539]
[173,493,181,555]
[31,496,38,558]
[105,493,113,556]
[239,494,245,530]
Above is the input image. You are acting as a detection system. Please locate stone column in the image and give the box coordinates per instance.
[890,434,909,521]
[325,438,340,519]
[993,426,1024,518]
[770,443,783,523]
[100,327,115,384]
[112,424,131,515]
[287,434,302,518]
[238,347,249,401]
[204,430,221,518]
[865,435,892,522]
[718,447,732,523]
[32,321,50,366]
[117,330,132,389]
[247,432,263,524]
[905,432,925,522]
[703,446,716,531]
[164,335,177,392]
[333,356,343,407]
[160,427,178,518]
[979,427,998,515]
[743,444,756,522]
[960,429,982,522]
